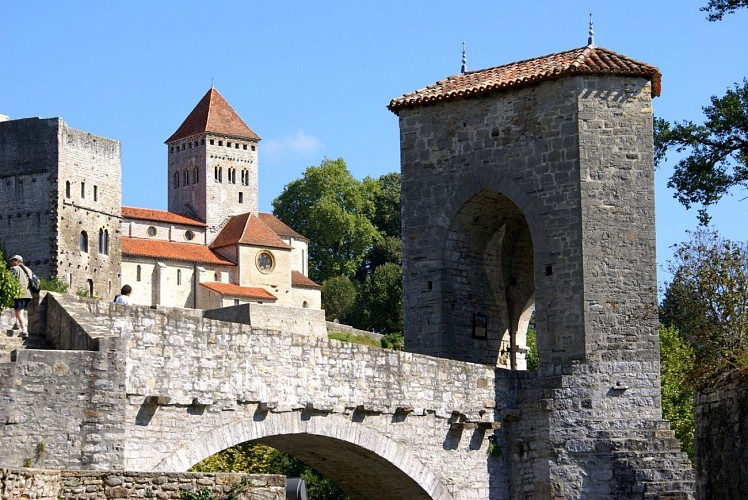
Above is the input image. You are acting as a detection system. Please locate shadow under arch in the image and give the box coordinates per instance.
[152,411,453,500]
[439,188,535,367]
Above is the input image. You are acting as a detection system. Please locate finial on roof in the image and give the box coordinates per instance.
[588,13,595,47]
[460,41,467,74]
[211,78,215,89]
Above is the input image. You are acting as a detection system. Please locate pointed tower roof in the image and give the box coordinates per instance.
[165,87,260,143]
[388,45,661,113]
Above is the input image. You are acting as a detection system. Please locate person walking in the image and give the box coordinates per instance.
[9,255,35,337]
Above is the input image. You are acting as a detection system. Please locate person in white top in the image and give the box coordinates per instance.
[114,284,132,305]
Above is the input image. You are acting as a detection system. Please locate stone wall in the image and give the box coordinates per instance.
[0,116,122,293]
[0,117,59,279]
[694,370,748,499]
[2,293,508,499]
[56,122,122,298]
[168,135,259,232]
[0,468,284,499]
[398,75,658,372]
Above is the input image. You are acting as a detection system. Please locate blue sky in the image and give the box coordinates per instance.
[2,1,746,290]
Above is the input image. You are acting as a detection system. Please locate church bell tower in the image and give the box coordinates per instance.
[165,87,260,234]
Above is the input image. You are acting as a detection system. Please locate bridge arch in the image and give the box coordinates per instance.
[152,411,453,500]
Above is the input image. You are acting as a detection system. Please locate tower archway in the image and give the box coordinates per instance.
[441,189,535,367]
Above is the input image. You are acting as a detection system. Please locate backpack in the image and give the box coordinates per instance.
[20,266,41,294]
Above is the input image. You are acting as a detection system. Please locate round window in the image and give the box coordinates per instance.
[185,230,194,241]
[147,226,157,237]
[256,251,274,273]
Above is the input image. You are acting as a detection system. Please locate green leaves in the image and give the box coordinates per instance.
[0,250,22,308]
[655,80,748,225]
[701,0,748,21]
[661,228,748,382]
[659,324,695,460]
[274,160,403,334]
[272,158,380,283]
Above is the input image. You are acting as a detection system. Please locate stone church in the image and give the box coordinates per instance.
[0,88,321,310]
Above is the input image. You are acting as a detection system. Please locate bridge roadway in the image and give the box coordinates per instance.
[0,293,512,499]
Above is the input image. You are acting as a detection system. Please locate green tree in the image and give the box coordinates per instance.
[191,443,349,500]
[659,324,695,460]
[654,81,748,224]
[272,158,380,283]
[354,262,403,333]
[369,172,401,239]
[0,250,22,309]
[321,275,358,323]
[661,229,748,382]
[525,325,538,371]
[701,0,748,20]
[655,2,747,224]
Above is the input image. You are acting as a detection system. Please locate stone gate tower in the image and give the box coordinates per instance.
[390,45,695,497]
[390,45,662,372]
[166,87,261,234]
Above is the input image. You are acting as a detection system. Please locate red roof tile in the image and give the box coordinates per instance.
[258,212,306,240]
[291,271,321,290]
[122,206,206,227]
[388,45,661,113]
[200,282,277,301]
[122,237,235,266]
[211,213,292,250]
[165,87,260,143]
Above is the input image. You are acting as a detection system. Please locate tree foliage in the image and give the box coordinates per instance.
[701,0,748,21]
[274,162,403,333]
[353,262,403,333]
[654,80,748,225]
[321,275,358,323]
[0,250,22,309]
[659,324,695,460]
[190,443,349,500]
[661,228,748,382]
[272,158,380,283]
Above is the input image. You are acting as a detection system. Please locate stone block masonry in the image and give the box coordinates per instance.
[1,292,508,499]
[694,369,748,499]
[0,468,285,499]
[0,117,122,296]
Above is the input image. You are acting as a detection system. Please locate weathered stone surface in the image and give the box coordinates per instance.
[694,370,748,499]
[0,468,284,499]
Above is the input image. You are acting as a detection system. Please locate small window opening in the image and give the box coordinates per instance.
[80,231,89,252]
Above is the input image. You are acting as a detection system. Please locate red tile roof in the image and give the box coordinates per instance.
[291,271,321,290]
[122,237,235,266]
[258,212,306,240]
[122,207,206,227]
[200,282,277,301]
[165,87,261,143]
[211,213,292,250]
[388,45,661,113]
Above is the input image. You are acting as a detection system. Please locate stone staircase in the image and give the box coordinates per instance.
[0,328,53,363]
[586,419,695,498]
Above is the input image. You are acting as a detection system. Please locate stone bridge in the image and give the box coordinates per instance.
[2,293,510,499]
[1,292,694,499]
